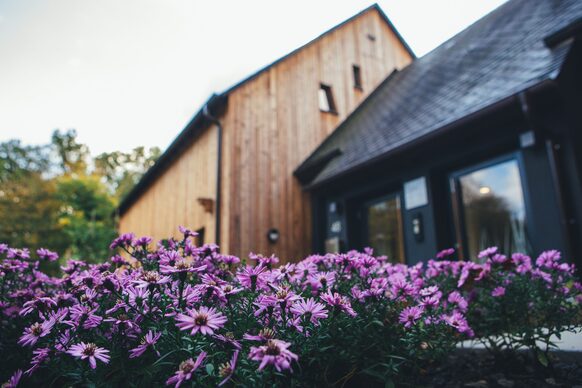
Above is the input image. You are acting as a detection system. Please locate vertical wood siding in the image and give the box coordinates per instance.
[119,8,413,262]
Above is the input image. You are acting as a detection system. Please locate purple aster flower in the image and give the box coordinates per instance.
[273,286,301,309]
[307,271,336,291]
[36,248,59,261]
[3,369,22,388]
[126,286,151,307]
[253,294,277,317]
[216,254,240,266]
[389,278,416,300]
[447,291,468,312]
[175,306,227,335]
[295,261,318,280]
[218,350,239,387]
[18,321,53,347]
[0,243,8,254]
[67,342,110,369]
[213,333,242,350]
[532,268,553,284]
[269,263,297,283]
[320,291,357,317]
[158,250,182,266]
[512,253,532,273]
[290,298,328,325]
[443,311,474,337]
[248,339,298,372]
[129,330,161,358]
[178,226,199,239]
[419,286,440,298]
[7,248,30,260]
[68,304,103,329]
[133,271,171,290]
[477,246,498,260]
[20,296,57,316]
[236,265,268,291]
[399,306,423,328]
[109,233,135,250]
[110,254,129,266]
[436,248,455,259]
[46,307,69,326]
[221,284,244,299]
[536,250,561,268]
[249,253,279,267]
[26,348,50,375]
[104,313,137,330]
[243,328,278,342]
[166,352,207,387]
[160,260,206,275]
[60,259,86,275]
[491,254,508,264]
[135,236,153,247]
[491,286,506,297]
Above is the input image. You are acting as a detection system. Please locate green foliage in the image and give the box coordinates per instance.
[0,129,159,261]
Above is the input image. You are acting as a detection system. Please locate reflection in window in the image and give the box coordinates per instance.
[367,196,405,263]
[456,159,528,260]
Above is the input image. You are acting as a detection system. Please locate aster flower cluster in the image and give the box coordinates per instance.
[1,231,581,386]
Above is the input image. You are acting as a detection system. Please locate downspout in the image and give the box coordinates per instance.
[203,104,223,248]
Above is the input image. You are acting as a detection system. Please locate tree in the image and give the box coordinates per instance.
[94,146,160,200]
[0,129,159,262]
[51,129,89,175]
[55,174,117,260]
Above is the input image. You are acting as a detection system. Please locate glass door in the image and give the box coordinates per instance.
[363,194,405,263]
[450,157,529,261]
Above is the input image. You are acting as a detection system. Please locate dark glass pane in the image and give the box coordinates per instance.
[367,196,404,263]
[458,159,528,260]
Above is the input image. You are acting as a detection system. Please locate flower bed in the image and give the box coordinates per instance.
[1,229,581,387]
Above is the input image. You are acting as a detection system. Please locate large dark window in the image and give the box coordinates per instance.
[364,194,405,263]
[450,158,529,261]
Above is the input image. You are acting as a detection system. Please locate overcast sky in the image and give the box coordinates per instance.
[0,0,507,155]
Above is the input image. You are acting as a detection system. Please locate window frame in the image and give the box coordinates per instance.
[318,83,338,114]
[352,65,363,90]
[361,191,406,263]
[448,152,532,260]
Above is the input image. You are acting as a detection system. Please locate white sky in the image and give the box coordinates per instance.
[0,0,507,155]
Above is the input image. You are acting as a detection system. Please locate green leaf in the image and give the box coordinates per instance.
[206,363,215,375]
[537,352,549,367]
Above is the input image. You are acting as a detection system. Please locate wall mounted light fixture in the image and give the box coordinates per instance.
[267,228,279,244]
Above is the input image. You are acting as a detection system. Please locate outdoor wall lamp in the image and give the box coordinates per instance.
[412,213,424,243]
[267,228,279,244]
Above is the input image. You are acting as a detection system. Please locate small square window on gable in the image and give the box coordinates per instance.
[319,83,337,114]
[353,65,362,90]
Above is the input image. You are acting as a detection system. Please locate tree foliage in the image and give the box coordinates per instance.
[0,129,160,261]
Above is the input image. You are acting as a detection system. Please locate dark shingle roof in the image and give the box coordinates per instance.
[297,0,582,188]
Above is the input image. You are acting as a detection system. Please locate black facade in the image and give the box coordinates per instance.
[297,0,582,268]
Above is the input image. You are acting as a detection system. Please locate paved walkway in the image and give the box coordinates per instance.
[458,330,582,352]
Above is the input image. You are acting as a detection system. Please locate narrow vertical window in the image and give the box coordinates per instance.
[195,227,205,246]
[318,84,337,114]
[353,65,362,90]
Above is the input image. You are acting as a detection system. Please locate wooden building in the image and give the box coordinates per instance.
[117,5,414,261]
[297,0,582,267]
